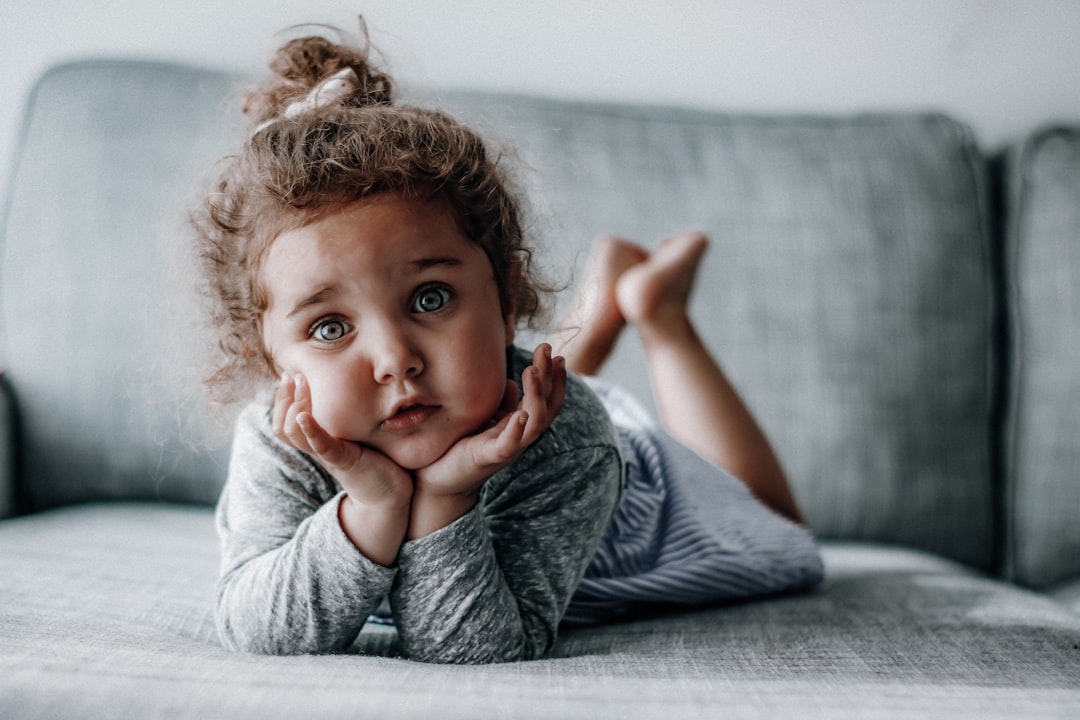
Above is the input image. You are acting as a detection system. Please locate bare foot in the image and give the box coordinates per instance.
[551,236,648,375]
[615,232,709,333]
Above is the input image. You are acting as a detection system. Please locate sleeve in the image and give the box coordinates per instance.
[388,419,623,664]
[214,405,397,655]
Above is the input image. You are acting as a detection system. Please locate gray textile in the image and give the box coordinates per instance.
[0,61,237,512]
[3,504,1079,719]
[0,373,13,517]
[1004,126,1080,588]
[216,349,623,662]
[4,58,1080,718]
[568,377,822,624]
[1,62,993,568]
[1052,577,1080,614]
[437,95,997,571]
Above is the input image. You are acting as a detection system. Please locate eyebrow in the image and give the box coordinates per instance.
[283,257,465,319]
[286,287,337,319]
[412,256,463,271]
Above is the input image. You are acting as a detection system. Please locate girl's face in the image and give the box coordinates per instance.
[260,195,516,470]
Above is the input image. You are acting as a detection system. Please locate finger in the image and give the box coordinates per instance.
[519,365,550,446]
[271,373,294,442]
[297,412,356,472]
[489,410,529,463]
[548,354,567,419]
[283,374,316,455]
[532,343,553,399]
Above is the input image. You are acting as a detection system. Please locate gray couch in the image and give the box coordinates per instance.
[2,59,1079,719]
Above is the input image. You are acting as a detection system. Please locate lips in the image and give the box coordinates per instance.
[380,401,439,433]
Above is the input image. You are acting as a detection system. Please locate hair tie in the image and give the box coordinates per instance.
[254,67,360,132]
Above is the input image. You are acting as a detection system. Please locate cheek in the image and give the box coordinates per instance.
[301,367,366,436]
[458,334,509,411]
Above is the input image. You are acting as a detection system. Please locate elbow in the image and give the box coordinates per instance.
[215,586,316,656]
[215,603,279,655]
[403,625,552,665]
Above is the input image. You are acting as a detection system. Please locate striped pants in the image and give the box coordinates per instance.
[562,379,823,626]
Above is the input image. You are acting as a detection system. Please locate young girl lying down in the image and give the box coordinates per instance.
[193,29,823,664]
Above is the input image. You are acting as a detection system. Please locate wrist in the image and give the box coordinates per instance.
[338,493,411,567]
[407,487,479,540]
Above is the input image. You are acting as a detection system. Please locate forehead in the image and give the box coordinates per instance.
[259,195,490,305]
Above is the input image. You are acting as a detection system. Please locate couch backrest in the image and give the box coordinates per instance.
[1,61,998,572]
[1003,126,1080,588]
[437,93,998,571]
[0,61,241,512]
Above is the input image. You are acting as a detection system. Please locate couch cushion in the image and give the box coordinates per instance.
[0,372,14,517]
[439,94,997,570]
[0,61,239,510]
[1051,578,1080,615]
[2,505,1078,719]
[1003,126,1080,588]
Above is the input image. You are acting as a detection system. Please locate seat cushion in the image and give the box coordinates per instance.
[1002,125,1080,588]
[2,504,1078,719]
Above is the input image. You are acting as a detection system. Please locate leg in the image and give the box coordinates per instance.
[616,232,804,524]
[550,236,647,376]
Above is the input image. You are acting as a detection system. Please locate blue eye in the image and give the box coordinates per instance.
[311,319,349,342]
[412,286,452,313]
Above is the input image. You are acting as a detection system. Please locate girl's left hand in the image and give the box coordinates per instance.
[414,343,566,498]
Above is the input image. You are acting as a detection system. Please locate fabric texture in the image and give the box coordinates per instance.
[1003,126,1080,588]
[1051,578,1080,615]
[7,57,1080,719]
[440,94,996,571]
[0,372,14,517]
[0,61,238,511]
[0,61,995,570]
[216,347,623,663]
[3,504,1080,720]
[565,378,823,624]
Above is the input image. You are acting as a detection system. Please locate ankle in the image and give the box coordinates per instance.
[635,311,697,348]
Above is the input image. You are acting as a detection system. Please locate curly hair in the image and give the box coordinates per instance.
[192,32,550,404]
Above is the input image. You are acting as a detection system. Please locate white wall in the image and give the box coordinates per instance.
[3,0,1080,202]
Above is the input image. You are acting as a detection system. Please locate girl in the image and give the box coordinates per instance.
[195,30,822,664]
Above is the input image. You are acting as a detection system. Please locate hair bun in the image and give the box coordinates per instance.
[243,32,394,128]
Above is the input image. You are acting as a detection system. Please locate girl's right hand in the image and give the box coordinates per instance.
[272,373,414,509]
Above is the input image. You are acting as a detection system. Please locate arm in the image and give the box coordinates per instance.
[392,442,622,664]
[274,373,413,567]
[215,405,396,654]
[389,369,623,664]
[407,345,566,538]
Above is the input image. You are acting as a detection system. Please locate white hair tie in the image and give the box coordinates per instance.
[255,67,361,132]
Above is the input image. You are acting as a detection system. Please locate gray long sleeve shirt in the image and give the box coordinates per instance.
[215,351,623,663]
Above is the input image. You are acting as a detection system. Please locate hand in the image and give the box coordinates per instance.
[272,373,413,509]
[414,344,567,498]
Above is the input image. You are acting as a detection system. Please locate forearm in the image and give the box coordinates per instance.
[391,506,549,664]
[217,493,395,655]
[407,487,479,540]
[339,493,411,567]
[391,444,623,664]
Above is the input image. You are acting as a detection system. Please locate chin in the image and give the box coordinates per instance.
[385,442,454,472]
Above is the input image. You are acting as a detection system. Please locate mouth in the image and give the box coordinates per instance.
[380,401,440,433]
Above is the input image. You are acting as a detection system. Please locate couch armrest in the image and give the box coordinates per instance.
[0,371,16,518]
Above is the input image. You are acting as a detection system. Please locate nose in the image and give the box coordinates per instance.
[367,319,423,384]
